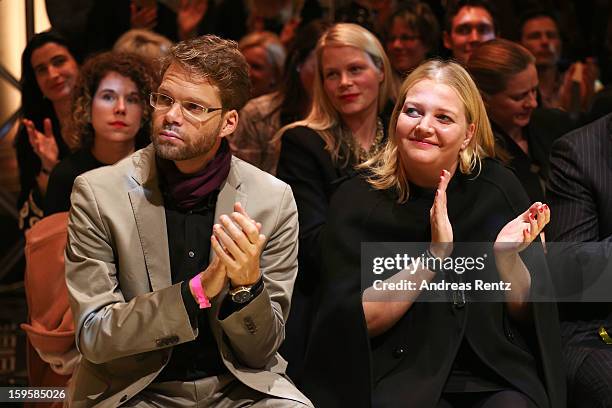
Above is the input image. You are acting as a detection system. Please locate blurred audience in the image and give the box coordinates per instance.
[384,1,439,84]
[214,0,323,44]
[519,9,598,114]
[443,0,497,65]
[84,0,213,57]
[15,30,80,231]
[113,28,173,68]
[45,52,155,216]
[229,20,328,174]
[334,0,394,37]
[238,31,286,99]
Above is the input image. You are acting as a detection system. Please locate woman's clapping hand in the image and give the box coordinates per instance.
[430,169,453,259]
[495,202,550,254]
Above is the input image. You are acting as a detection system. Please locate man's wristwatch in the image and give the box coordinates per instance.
[229,277,264,304]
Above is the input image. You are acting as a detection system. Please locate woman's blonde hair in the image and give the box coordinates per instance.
[276,23,395,166]
[113,29,172,62]
[364,59,496,202]
[239,31,286,90]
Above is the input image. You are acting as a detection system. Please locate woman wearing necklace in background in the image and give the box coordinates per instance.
[275,22,395,383]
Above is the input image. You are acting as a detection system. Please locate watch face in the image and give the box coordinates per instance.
[232,289,253,304]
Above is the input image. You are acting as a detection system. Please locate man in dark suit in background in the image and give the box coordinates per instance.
[547,112,612,408]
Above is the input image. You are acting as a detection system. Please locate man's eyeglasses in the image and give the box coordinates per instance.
[149,92,222,123]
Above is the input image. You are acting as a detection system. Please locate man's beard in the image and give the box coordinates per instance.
[152,121,222,161]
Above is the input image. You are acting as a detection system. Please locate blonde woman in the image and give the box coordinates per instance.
[275,22,395,381]
[300,60,565,408]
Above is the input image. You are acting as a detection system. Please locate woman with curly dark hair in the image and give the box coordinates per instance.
[45,51,156,215]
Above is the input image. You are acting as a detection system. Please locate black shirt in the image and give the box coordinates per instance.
[155,190,228,382]
[154,183,264,382]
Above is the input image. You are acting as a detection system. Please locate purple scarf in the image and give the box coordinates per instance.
[157,139,231,210]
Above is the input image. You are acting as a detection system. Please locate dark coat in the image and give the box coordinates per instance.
[45,148,103,216]
[493,107,575,203]
[300,159,566,408]
[546,113,612,394]
[276,126,366,381]
[547,112,612,243]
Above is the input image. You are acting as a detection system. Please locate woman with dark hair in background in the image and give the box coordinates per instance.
[45,51,155,216]
[228,20,329,174]
[15,30,80,230]
[384,1,440,84]
[467,38,574,202]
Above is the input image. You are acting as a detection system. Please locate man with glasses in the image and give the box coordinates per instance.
[443,0,497,65]
[65,35,312,407]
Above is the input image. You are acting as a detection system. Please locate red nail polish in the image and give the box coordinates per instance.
[543,204,548,210]
[440,170,445,177]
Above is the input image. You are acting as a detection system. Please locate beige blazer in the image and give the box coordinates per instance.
[65,145,311,407]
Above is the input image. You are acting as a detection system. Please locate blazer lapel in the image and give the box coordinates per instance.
[127,146,172,292]
[210,157,248,260]
[210,157,247,317]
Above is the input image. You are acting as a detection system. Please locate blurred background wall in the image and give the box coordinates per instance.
[0,0,50,386]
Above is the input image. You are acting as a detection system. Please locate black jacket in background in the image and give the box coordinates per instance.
[45,148,103,216]
[276,125,375,383]
[493,107,575,203]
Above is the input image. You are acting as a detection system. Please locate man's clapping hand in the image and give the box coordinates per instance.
[212,203,265,287]
[191,256,227,300]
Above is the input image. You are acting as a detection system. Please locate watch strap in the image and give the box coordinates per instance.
[229,276,264,303]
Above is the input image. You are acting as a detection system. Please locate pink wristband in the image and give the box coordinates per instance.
[189,275,211,309]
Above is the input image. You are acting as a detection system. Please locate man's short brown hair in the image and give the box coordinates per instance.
[160,35,251,111]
